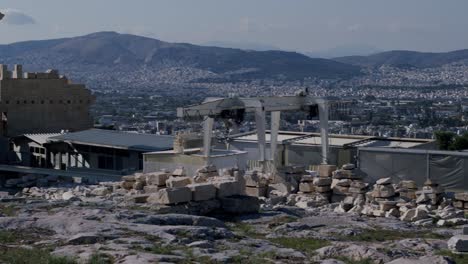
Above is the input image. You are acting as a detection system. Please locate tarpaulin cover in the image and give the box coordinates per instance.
[359,148,468,191]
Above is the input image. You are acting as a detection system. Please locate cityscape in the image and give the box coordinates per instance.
[1,1,468,264]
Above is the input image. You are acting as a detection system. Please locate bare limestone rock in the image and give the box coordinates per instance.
[147,187,192,205]
[90,187,110,196]
[448,235,468,252]
[219,195,259,214]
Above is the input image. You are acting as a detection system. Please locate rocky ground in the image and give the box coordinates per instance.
[0,182,467,264]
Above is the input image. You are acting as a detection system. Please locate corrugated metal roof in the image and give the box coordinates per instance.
[48,129,174,152]
[233,131,431,148]
[23,133,63,145]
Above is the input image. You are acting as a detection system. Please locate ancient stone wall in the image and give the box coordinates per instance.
[0,65,95,136]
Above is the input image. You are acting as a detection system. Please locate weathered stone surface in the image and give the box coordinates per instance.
[67,233,104,245]
[399,180,417,190]
[166,176,192,188]
[121,181,134,190]
[133,181,145,190]
[213,180,242,198]
[145,172,170,186]
[129,194,149,203]
[332,169,352,179]
[387,255,455,264]
[332,186,349,195]
[143,185,161,193]
[379,201,398,211]
[244,173,267,187]
[268,183,291,194]
[245,186,267,197]
[148,187,192,205]
[313,177,332,186]
[90,187,110,196]
[62,191,77,201]
[318,164,337,177]
[299,182,315,193]
[122,175,135,182]
[188,183,217,201]
[448,235,468,252]
[455,192,468,202]
[376,177,392,185]
[219,195,260,214]
[400,208,428,222]
[316,186,331,193]
[342,163,355,170]
[372,185,395,198]
[172,168,186,176]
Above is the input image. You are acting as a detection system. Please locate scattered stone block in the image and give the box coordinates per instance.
[372,185,395,198]
[172,168,186,176]
[376,177,392,185]
[268,183,291,194]
[455,192,468,202]
[90,187,110,196]
[318,164,337,177]
[166,177,192,188]
[299,182,315,193]
[148,187,192,205]
[130,194,149,203]
[122,175,135,182]
[332,169,353,179]
[213,180,242,198]
[121,181,134,190]
[313,177,332,186]
[315,186,331,193]
[143,185,161,193]
[342,163,355,170]
[146,172,170,186]
[399,180,417,189]
[188,183,217,201]
[245,186,267,197]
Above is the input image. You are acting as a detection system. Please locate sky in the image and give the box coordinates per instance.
[1,0,468,54]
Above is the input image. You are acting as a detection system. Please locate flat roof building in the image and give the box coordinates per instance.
[9,129,174,175]
[229,131,436,168]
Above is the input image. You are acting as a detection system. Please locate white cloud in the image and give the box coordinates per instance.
[0,9,36,25]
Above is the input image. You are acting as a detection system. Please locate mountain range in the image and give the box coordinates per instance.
[0,32,360,82]
[1,32,468,90]
[334,49,468,68]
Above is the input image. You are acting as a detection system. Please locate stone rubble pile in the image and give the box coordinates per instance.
[416,179,444,206]
[8,165,259,215]
[115,166,252,208]
[326,174,468,227]
[453,192,468,210]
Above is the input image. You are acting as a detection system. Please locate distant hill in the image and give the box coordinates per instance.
[334,49,468,68]
[0,32,361,86]
[305,44,382,59]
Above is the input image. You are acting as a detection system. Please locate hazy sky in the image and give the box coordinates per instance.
[1,0,468,53]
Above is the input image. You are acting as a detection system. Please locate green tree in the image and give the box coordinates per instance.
[435,131,455,150]
[450,133,468,151]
